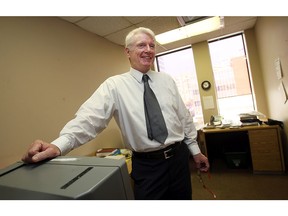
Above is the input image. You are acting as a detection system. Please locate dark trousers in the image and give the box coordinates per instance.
[131,142,192,200]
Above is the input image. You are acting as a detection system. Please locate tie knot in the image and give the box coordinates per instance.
[142,74,149,83]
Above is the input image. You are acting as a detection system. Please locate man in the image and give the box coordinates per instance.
[22,27,209,200]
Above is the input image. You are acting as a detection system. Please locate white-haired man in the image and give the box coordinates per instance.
[22,27,209,200]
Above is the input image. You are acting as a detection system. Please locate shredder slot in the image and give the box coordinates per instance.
[61,167,93,189]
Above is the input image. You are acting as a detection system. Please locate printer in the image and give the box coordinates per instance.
[0,156,134,200]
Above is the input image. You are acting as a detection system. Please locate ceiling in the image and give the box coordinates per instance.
[60,16,257,54]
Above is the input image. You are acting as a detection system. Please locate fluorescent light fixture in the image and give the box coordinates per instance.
[155,16,224,45]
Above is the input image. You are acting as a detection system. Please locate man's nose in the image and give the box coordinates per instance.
[144,44,153,52]
[144,44,151,51]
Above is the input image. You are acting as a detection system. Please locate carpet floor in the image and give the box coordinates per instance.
[191,159,288,200]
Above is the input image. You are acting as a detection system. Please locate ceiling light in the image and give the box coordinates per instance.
[155,16,224,45]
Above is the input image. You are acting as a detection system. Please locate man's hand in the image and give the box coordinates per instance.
[193,153,210,172]
[21,140,61,163]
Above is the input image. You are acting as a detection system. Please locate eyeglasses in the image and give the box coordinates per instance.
[197,169,217,199]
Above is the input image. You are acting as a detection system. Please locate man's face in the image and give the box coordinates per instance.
[125,33,156,73]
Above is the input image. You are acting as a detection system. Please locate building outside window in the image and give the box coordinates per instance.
[208,33,255,123]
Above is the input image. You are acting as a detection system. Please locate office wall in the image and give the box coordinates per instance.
[254,17,288,164]
[0,17,129,168]
[192,42,218,124]
[244,28,269,115]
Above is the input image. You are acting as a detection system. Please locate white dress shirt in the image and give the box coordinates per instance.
[52,68,201,156]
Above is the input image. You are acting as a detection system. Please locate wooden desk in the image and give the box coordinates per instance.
[198,125,285,173]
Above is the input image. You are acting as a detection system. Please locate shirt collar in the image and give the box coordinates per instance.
[129,68,154,83]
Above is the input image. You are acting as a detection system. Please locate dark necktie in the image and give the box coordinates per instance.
[143,74,168,144]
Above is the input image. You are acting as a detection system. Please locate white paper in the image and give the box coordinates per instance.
[275,57,283,80]
[203,96,215,110]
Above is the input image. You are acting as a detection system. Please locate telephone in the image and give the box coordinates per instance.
[265,118,284,129]
[209,115,222,126]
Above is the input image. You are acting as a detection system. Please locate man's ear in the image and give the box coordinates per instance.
[125,47,130,57]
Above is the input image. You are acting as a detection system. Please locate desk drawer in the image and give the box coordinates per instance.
[248,129,282,171]
[248,129,278,146]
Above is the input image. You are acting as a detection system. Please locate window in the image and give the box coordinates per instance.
[155,33,255,128]
[208,33,255,122]
[155,47,204,129]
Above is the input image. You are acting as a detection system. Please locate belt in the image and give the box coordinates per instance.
[132,142,182,160]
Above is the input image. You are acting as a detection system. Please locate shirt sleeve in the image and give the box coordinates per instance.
[173,79,201,156]
[51,80,116,155]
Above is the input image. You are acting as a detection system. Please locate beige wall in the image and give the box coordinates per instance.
[0,17,129,168]
[244,28,269,115]
[192,42,218,124]
[254,17,288,164]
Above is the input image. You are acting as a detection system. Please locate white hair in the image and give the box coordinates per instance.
[125,27,155,49]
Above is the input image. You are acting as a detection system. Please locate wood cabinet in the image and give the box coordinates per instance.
[199,125,285,173]
[249,127,284,172]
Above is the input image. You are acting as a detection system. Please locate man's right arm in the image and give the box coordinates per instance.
[21,140,61,163]
[22,79,117,164]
